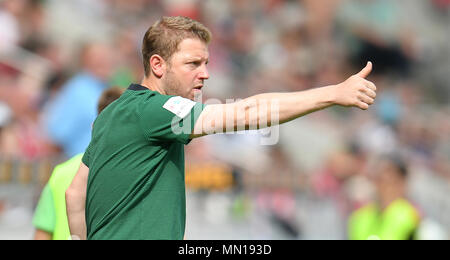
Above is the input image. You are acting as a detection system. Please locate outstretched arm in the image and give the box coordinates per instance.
[66,162,89,240]
[191,62,376,138]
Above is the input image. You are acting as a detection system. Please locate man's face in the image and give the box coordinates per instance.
[373,160,404,195]
[84,44,114,82]
[162,38,210,101]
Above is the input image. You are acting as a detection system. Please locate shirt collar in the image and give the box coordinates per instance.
[128,84,150,91]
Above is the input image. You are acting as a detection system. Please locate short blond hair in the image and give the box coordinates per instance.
[142,16,212,77]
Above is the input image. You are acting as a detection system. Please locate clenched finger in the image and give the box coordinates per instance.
[356,101,369,110]
[364,80,377,91]
[358,94,375,105]
[360,87,377,99]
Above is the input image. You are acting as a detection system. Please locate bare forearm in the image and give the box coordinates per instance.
[245,85,336,126]
[66,189,87,240]
[34,229,52,240]
[65,162,89,240]
[192,85,337,137]
[192,62,376,138]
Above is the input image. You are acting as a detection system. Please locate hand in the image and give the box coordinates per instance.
[333,62,377,110]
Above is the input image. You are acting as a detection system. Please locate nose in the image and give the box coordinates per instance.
[199,64,209,80]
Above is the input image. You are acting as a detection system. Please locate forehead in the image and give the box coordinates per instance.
[171,38,209,61]
[375,160,401,179]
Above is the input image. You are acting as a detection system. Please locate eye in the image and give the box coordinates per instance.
[186,59,209,69]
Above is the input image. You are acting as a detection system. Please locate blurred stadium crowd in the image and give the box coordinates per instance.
[0,0,449,239]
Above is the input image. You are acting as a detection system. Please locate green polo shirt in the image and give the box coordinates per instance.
[83,84,206,240]
[348,198,420,240]
[32,153,83,240]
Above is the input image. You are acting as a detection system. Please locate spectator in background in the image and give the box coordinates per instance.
[0,102,12,133]
[42,43,114,157]
[312,145,367,214]
[0,0,24,53]
[348,155,421,240]
[109,30,143,89]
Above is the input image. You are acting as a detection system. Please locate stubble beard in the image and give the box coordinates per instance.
[163,68,186,98]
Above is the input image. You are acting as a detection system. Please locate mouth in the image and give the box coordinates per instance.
[193,85,203,93]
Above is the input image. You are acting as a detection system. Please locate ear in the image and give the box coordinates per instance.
[149,54,166,78]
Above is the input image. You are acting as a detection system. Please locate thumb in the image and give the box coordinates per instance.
[356,61,373,78]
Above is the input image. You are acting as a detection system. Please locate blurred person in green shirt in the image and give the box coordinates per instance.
[32,87,124,240]
[348,155,421,240]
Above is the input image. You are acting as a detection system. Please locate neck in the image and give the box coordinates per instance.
[378,187,405,210]
[141,76,166,95]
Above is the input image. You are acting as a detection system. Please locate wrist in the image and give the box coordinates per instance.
[323,84,338,105]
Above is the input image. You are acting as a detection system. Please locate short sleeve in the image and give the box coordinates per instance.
[139,95,206,144]
[82,143,91,167]
[32,184,56,233]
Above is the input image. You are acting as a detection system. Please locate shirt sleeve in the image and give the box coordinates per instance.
[82,142,92,167]
[32,184,56,234]
[139,95,206,144]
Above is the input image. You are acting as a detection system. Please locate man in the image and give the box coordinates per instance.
[66,16,377,240]
[348,155,421,240]
[33,87,124,240]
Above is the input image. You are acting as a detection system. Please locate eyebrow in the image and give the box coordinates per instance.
[187,57,209,64]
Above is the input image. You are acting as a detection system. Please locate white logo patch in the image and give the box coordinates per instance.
[163,96,196,119]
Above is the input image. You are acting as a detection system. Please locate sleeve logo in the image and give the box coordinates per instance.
[163,96,196,119]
